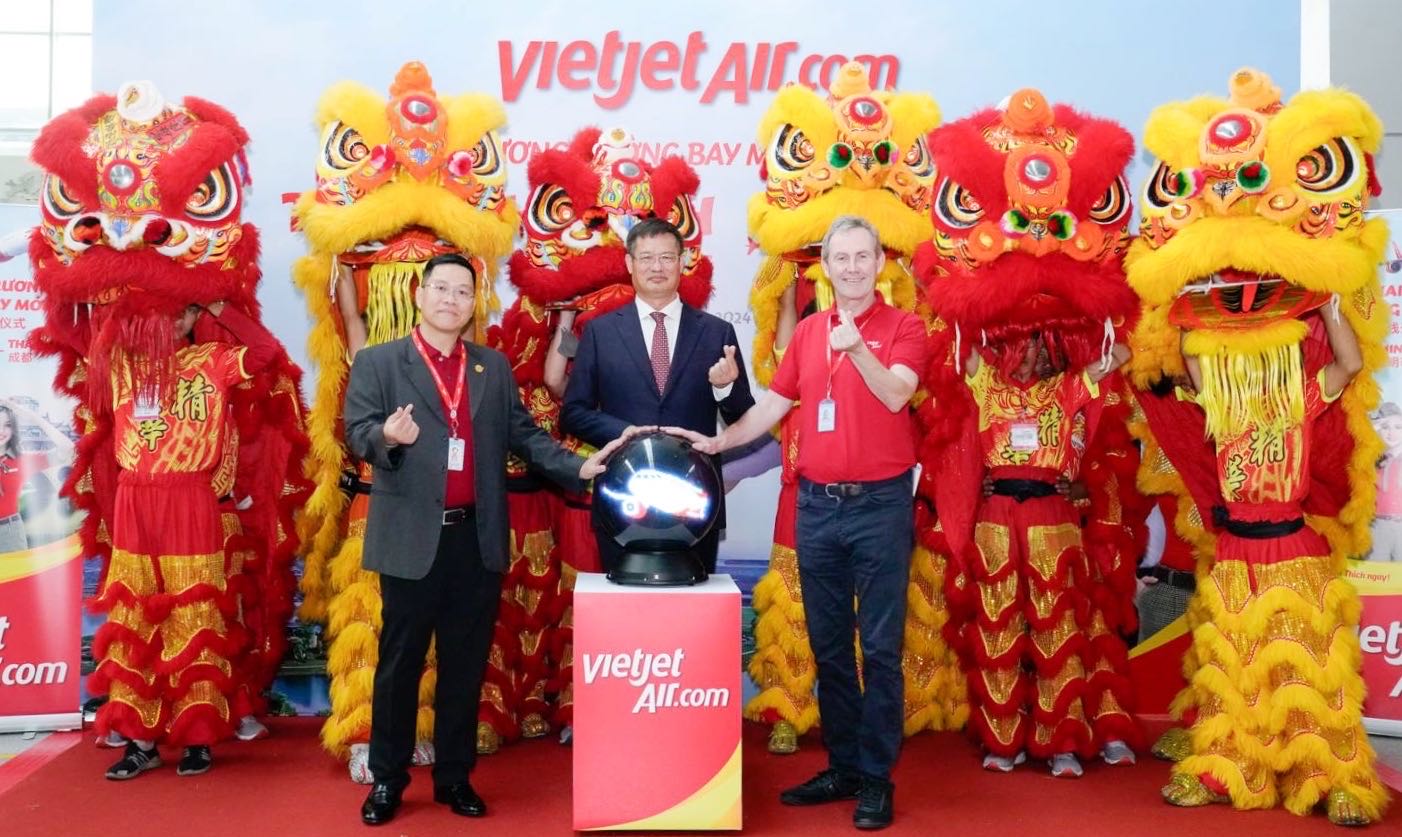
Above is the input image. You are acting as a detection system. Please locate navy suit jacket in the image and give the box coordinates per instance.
[562,302,755,527]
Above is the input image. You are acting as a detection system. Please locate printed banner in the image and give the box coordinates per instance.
[0,243,83,732]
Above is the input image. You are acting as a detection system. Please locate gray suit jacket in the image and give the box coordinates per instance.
[344,336,585,579]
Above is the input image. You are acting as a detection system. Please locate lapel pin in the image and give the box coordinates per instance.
[474,363,485,373]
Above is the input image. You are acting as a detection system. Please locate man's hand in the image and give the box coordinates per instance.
[579,437,621,480]
[383,404,419,447]
[829,307,865,354]
[981,476,994,498]
[660,425,721,455]
[708,345,740,387]
[206,300,226,317]
[579,425,656,479]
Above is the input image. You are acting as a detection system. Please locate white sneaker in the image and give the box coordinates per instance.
[1101,739,1136,766]
[411,741,435,766]
[559,725,573,745]
[234,715,269,742]
[96,729,128,749]
[348,743,373,784]
[982,752,1026,772]
[1049,753,1083,778]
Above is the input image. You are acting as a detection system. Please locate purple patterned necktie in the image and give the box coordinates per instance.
[649,310,670,393]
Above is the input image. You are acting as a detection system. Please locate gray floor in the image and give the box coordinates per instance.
[0,730,50,763]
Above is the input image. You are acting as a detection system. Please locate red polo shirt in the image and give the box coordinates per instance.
[767,298,927,483]
[416,329,476,508]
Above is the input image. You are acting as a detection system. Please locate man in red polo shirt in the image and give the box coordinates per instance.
[677,215,925,831]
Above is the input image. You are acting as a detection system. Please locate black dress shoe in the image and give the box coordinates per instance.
[434,781,487,817]
[853,777,894,830]
[779,768,862,806]
[361,783,402,826]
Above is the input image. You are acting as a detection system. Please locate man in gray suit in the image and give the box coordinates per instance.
[345,253,620,826]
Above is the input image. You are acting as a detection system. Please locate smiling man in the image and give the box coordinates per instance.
[345,253,623,826]
[671,215,927,830]
[563,218,755,574]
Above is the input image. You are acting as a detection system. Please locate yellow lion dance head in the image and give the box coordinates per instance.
[293,61,520,625]
[747,62,940,384]
[1127,67,1388,555]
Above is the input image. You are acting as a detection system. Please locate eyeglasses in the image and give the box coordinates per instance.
[633,253,681,268]
[424,281,474,301]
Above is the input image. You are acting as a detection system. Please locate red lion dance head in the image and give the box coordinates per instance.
[31,81,264,404]
[493,126,712,390]
[915,88,1138,375]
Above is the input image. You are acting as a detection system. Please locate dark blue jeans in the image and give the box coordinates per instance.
[795,470,913,780]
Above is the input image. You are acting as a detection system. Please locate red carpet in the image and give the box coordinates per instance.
[0,718,1396,836]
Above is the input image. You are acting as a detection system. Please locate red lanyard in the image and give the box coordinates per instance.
[411,329,467,437]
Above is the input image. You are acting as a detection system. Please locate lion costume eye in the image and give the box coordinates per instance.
[1296,137,1359,195]
[43,174,83,219]
[526,184,574,235]
[186,162,239,221]
[669,196,698,239]
[1145,161,1202,209]
[470,131,502,178]
[933,179,983,229]
[901,135,934,179]
[770,124,815,173]
[322,121,370,171]
[1088,175,1130,224]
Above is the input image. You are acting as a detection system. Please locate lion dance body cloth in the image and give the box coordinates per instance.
[290,62,517,780]
[913,89,1147,767]
[482,126,714,752]
[745,61,965,754]
[1126,69,1390,826]
[28,82,309,746]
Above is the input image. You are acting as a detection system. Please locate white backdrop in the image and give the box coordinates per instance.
[72,0,1301,565]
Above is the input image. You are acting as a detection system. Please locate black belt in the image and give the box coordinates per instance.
[800,472,910,499]
[1139,565,1196,592]
[1212,506,1304,539]
[989,479,1058,503]
[338,471,372,496]
[442,506,475,526]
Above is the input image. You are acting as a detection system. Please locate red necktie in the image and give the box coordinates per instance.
[650,311,670,393]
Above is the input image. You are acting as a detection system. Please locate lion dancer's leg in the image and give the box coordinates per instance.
[1165,518,1389,825]
[324,486,436,782]
[95,472,246,778]
[548,489,600,742]
[963,496,1031,770]
[221,511,265,739]
[477,485,558,753]
[1020,496,1095,776]
[745,421,820,754]
[902,536,969,737]
[1081,585,1141,766]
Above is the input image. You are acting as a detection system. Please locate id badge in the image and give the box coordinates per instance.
[133,395,160,419]
[817,398,836,433]
[447,437,466,471]
[1010,423,1040,452]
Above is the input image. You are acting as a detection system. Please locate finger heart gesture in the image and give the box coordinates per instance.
[384,404,420,446]
[708,345,739,387]
[829,308,863,354]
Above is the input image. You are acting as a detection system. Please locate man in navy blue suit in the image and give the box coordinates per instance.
[563,218,754,573]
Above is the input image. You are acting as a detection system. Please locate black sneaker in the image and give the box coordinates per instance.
[853,777,894,830]
[176,745,212,776]
[105,741,161,780]
[779,768,862,806]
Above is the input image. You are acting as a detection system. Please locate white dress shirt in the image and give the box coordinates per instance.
[634,296,733,400]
